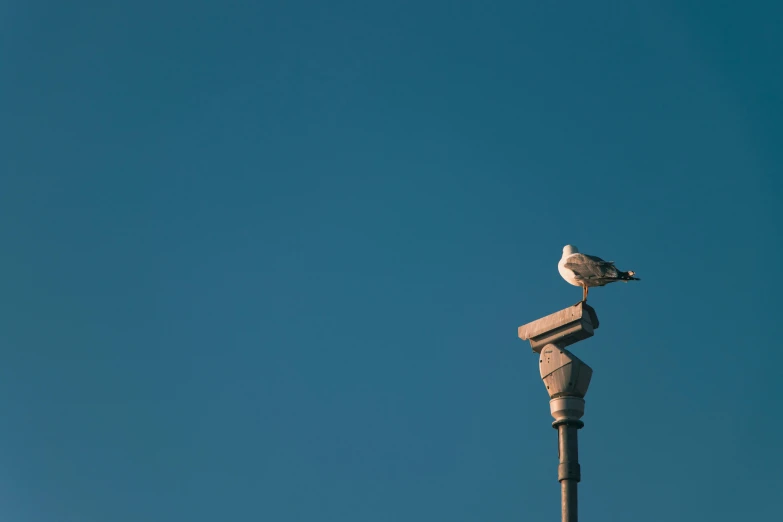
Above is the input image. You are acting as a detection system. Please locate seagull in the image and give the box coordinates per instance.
[558,245,639,304]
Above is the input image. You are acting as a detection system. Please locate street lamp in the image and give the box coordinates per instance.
[518,303,600,522]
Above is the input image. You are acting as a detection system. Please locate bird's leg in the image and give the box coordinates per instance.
[584,286,589,302]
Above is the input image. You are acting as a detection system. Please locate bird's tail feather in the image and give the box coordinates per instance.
[618,270,640,281]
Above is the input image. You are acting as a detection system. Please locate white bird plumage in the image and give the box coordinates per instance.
[558,245,639,303]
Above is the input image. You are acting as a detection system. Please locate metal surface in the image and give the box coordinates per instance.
[550,396,586,426]
[519,304,595,522]
[540,346,593,399]
[518,303,599,353]
[561,474,578,522]
[555,412,583,522]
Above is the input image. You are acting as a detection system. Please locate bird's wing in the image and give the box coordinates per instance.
[564,253,619,280]
[583,254,613,264]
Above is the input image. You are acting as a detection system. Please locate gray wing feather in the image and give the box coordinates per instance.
[564,253,620,280]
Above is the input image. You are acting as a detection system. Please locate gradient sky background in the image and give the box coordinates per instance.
[2,2,781,521]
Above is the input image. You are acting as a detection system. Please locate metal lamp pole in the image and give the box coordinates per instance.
[519,303,598,522]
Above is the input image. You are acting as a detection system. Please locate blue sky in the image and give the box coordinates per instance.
[1,2,781,521]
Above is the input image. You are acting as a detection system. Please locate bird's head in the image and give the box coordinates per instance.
[562,245,579,256]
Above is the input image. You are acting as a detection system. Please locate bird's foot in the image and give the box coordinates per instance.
[573,299,587,307]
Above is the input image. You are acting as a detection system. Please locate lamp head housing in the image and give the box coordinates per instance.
[539,345,593,399]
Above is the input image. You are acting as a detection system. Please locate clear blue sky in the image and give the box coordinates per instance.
[2,2,781,521]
